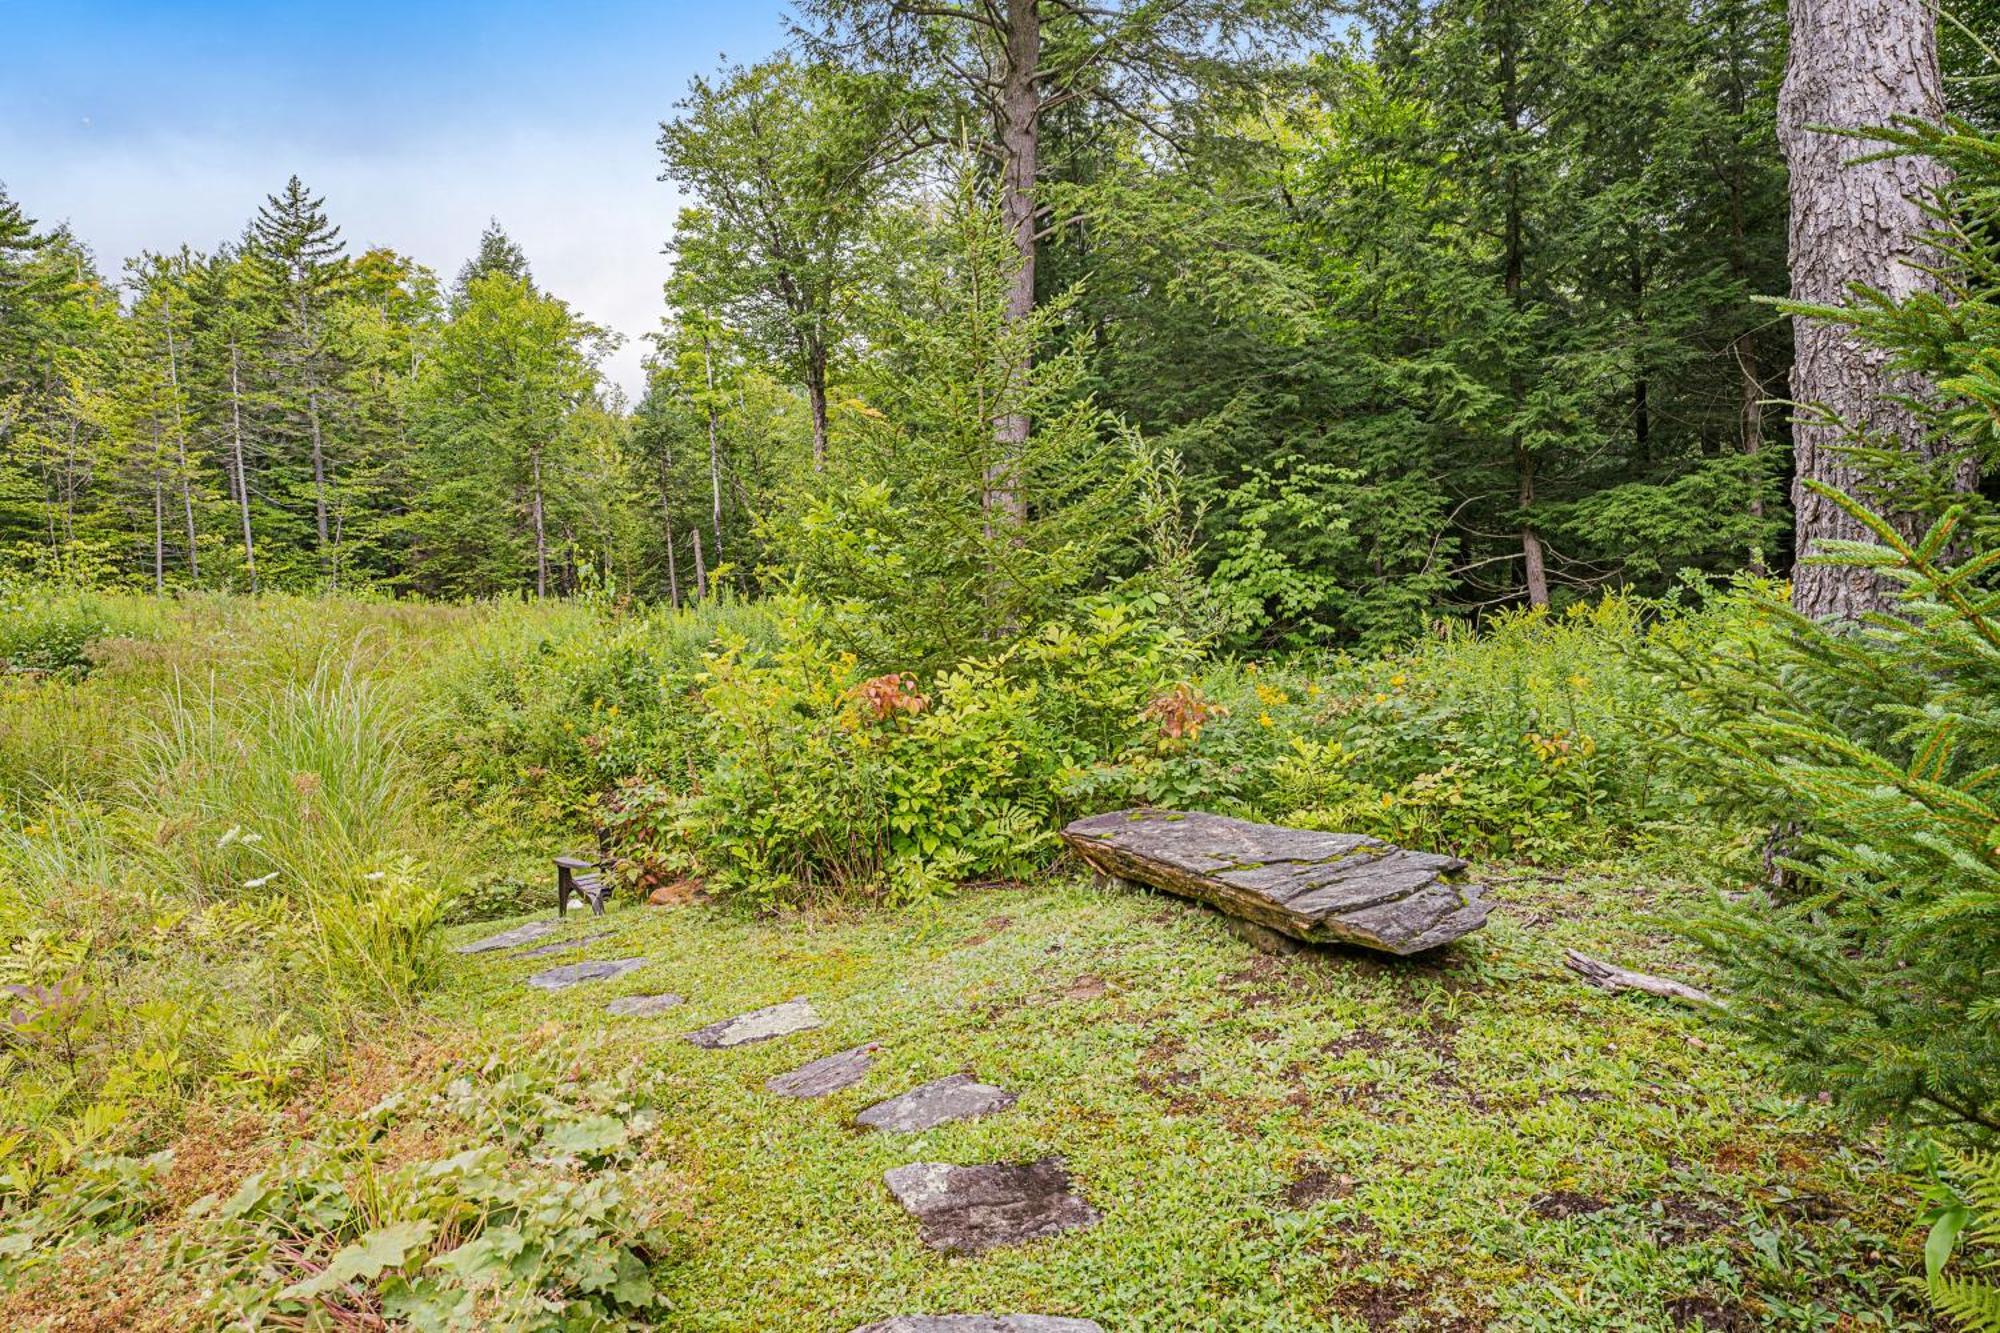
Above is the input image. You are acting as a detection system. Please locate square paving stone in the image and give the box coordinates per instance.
[455,920,558,954]
[606,993,685,1017]
[525,957,649,991]
[515,930,613,958]
[683,997,821,1049]
[882,1158,1100,1254]
[767,1042,881,1097]
[857,1074,1016,1132]
[848,1312,1112,1320]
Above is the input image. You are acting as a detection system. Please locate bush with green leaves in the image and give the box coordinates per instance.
[648,599,1191,905]
[175,1044,667,1328]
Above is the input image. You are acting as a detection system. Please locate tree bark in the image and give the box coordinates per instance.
[229,340,258,592]
[691,525,708,602]
[1780,0,1954,619]
[1499,4,1548,608]
[805,337,830,471]
[151,421,165,595]
[702,334,724,574]
[656,452,681,606]
[531,445,549,598]
[988,0,1040,525]
[161,290,199,582]
[307,379,332,584]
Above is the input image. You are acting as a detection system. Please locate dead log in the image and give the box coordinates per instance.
[1563,949,1717,1006]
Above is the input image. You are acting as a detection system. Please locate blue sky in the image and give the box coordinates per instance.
[0,1,792,397]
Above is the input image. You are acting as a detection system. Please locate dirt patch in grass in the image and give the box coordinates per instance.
[1531,1190,1612,1220]
[962,914,1014,946]
[1652,1192,1735,1243]
[1322,1029,1395,1059]
[1664,1295,1759,1331]
[1285,1163,1355,1208]
[1061,973,1108,1001]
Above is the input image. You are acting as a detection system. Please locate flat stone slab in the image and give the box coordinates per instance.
[455,920,558,954]
[857,1074,1016,1132]
[1062,808,1488,955]
[883,1158,1100,1254]
[683,997,821,1049]
[524,957,649,991]
[514,931,613,958]
[848,1312,1112,1320]
[605,993,686,1017]
[767,1042,881,1097]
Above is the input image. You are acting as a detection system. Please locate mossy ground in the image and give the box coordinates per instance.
[403,863,1926,1331]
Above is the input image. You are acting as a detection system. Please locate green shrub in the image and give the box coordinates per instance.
[658,600,1189,905]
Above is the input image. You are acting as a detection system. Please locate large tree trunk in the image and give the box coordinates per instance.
[806,338,830,471]
[1780,0,1953,619]
[1499,6,1548,609]
[988,0,1039,525]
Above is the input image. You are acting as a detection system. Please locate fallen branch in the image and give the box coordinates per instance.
[1563,949,1717,1007]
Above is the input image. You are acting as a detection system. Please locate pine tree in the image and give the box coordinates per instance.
[246,175,349,586]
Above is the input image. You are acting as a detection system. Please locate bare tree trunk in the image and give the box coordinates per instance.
[307,379,332,585]
[531,446,549,598]
[691,526,708,602]
[151,421,165,595]
[1500,6,1548,609]
[988,0,1039,525]
[162,291,199,582]
[806,339,830,471]
[1781,0,1955,619]
[656,453,681,606]
[230,340,258,592]
[702,333,724,575]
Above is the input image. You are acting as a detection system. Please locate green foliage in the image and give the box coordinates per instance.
[172,1045,667,1328]
[760,168,1158,672]
[655,600,1188,905]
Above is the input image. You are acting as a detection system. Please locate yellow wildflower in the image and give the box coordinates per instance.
[1389,673,1407,689]
[1258,712,1275,728]
[1373,692,1390,704]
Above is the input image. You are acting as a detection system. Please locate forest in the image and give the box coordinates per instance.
[7,0,2000,1328]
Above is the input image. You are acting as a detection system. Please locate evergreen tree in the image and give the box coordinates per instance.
[246,175,349,585]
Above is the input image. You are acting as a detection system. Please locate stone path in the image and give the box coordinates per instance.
[883,1159,1101,1254]
[768,1042,881,1097]
[684,997,822,1048]
[515,930,614,958]
[454,920,558,954]
[857,1074,1016,1132]
[852,1312,1112,1320]
[606,992,684,1017]
[458,910,1103,1325]
[524,956,649,991]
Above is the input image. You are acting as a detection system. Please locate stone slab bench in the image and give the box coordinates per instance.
[1061,808,1488,955]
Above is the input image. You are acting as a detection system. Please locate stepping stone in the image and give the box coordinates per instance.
[1062,807,1488,955]
[852,1312,1112,1320]
[605,993,685,1017]
[857,1074,1016,1132]
[683,997,821,1049]
[768,1042,881,1097]
[455,920,558,954]
[515,931,613,958]
[883,1158,1100,1254]
[525,957,649,992]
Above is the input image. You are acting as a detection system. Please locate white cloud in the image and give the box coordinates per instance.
[2,122,683,401]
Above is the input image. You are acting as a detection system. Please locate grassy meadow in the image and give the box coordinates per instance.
[0,587,1948,1330]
